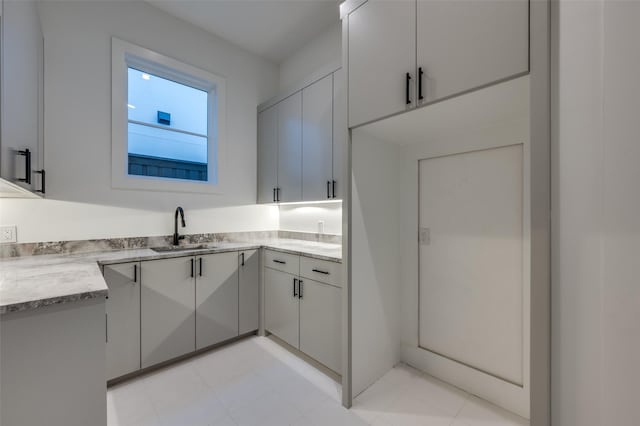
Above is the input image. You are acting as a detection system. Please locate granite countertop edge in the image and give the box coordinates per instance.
[0,240,341,315]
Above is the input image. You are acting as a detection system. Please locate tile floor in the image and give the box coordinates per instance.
[107,336,529,426]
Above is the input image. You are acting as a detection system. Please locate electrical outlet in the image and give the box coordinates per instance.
[0,225,17,243]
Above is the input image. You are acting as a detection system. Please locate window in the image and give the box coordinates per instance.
[112,38,226,193]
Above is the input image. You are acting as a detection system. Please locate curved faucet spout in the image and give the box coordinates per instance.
[173,207,186,245]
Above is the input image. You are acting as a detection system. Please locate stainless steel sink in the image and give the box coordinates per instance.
[150,244,216,253]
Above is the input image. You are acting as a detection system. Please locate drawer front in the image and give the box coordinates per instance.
[264,250,299,275]
[300,256,342,288]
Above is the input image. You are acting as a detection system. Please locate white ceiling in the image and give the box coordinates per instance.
[147,0,340,64]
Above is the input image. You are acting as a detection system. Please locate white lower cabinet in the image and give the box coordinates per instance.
[264,267,300,349]
[195,252,239,350]
[141,257,196,368]
[264,250,342,374]
[299,278,342,374]
[104,250,260,379]
[239,250,260,334]
[104,261,141,380]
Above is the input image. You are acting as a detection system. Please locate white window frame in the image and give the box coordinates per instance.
[111,37,226,193]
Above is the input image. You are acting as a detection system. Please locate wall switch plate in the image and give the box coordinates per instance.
[0,225,17,243]
[318,220,325,234]
[419,227,430,245]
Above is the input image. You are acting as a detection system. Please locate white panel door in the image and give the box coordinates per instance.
[141,257,195,368]
[299,279,342,373]
[195,252,239,350]
[417,0,529,104]
[104,262,140,380]
[302,74,333,201]
[348,0,416,127]
[277,92,302,202]
[419,144,524,385]
[257,105,278,203]
[239,250,260,335]
[264,267,299,348]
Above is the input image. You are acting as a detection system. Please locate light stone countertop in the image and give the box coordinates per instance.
[0,239,341,315]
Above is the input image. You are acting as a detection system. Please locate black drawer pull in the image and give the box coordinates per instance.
[133,264,137,283]
[273,259,286,264]
[293,278,298,297]
[199,258,203,277]
[405,73,412,105]
[312,268,329,275]
[16,149,31,184]
[327,181,331,199]
[35,170,45,194]
[332,180,336,199]
[241,252,245,266]
[299,280,303,299]
[190,258,194,278]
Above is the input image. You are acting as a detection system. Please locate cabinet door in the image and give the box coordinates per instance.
[277,92,302,202]
[302,75,333,201]
[264,267,299,349]
[347,0,416,128]
[416,0,529,104]
[195,252,239,350]
[332,69,346,200]
[299,279,342,374]
[104,262,141,380]
[257,105,278,203]
[1,0,44,191]
[141,257,195,368]
[239,250,260,335]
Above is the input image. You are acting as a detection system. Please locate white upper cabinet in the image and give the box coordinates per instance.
[302,74,333,201]
[416,0,529,104]
[332,69,346,200]
[345,0,529,127]
[258,69,344,203]
[347,0,416,128]
[277,93,303,203]
[257,105,278,203]
[1,0,45,195]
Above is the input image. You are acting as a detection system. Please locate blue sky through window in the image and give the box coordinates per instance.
[127,68,208,165]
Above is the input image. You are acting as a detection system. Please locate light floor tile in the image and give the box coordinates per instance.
[107,337,528,426]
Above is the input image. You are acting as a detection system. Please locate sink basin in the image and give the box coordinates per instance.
[150,244,216,253]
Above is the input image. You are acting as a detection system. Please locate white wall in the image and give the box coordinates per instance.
[278,22,341,91]
[278,202,342,235]
[0,199,278,243]
[552,1,640,424]
[0,1,280,243]
[350,130,401,397]
[40,0,277,209]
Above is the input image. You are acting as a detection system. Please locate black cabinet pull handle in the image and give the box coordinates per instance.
[35,170,45,194]
[105,313,108,343]
[327,181,331,199]
[133,264,137,283]
[199,258,203,276]
[241,252,245,266]
[190,258,194,278]
[273,259,286,264]
[405,73,412,105]
[299,280,304,299]
[332,180,336,199]
[273,188,276,202]
[16,149,31,184]
[312,268,329,275]
[276,187,281,202]
[418,67,425,101]
[293,278,298,297]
